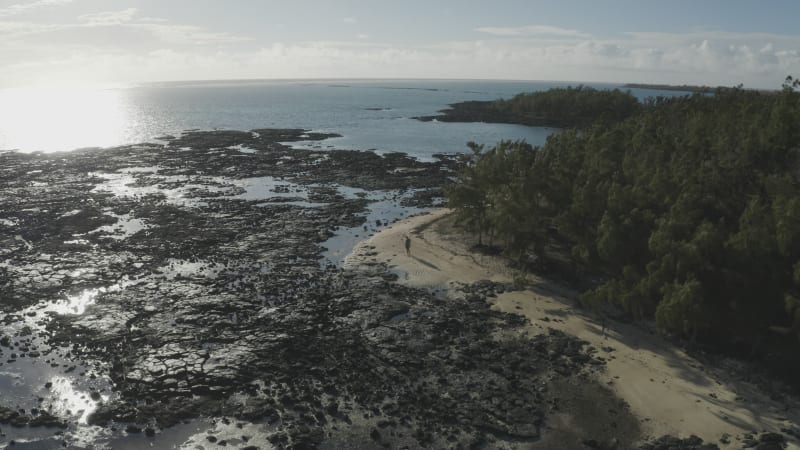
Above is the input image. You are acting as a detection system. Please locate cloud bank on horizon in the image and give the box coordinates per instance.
[0,0,798,89]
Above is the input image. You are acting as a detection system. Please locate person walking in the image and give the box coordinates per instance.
[404,235,411,256]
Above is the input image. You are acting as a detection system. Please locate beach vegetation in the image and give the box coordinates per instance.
[447,81,800,369]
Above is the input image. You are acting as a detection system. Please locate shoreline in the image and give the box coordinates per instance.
[346,209,800,448]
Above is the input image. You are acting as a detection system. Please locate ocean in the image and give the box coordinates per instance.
[0,79,688,158]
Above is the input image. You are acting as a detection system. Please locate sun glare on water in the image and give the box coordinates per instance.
[0,85,130,153]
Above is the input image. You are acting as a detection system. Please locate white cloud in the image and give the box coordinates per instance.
[75,8,251,45]
[343,17,357,24]
[0,20,54,35]
[139,23,252,45]
[2,33,798,89]
[0,7,252,46]
[476,25,591,39]
[79,8,138,26]
[1,11,800,89]
[0,0,73,18]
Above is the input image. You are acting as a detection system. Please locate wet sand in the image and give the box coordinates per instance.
[346,209,800,449]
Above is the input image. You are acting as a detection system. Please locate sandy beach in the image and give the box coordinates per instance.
[346,209,800,449]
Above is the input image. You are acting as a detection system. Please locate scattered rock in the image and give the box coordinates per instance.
[637,434,720,450]
[0,129,635,448]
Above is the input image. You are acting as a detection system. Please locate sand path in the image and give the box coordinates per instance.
[345,209,800,449]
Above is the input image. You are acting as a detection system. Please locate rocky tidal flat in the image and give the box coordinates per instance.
[2,129,635,448]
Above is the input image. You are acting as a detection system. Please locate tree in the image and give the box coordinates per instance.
[446,79,800,356]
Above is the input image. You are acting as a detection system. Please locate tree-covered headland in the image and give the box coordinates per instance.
[417,86,642,128]
[447,78,800,372]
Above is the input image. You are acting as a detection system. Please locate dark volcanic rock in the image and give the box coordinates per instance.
[637,434,720,450]
[0,405,67,429]
[66,265,619,447]
[0,129,635,448]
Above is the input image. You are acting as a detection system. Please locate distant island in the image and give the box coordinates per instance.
[416,85,641,128]
[417,84,772,130]
[623,82,779,94]
[622,82,716,92]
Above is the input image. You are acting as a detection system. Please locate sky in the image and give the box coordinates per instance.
[1,0,799,89]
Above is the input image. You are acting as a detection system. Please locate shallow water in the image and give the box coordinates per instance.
[90,167,428,267]
[321,188,433,266]
[0,300,116,427]
[0,161,439,448]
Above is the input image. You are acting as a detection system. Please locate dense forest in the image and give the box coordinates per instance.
[447,78,800,368]
[417,86,642,128]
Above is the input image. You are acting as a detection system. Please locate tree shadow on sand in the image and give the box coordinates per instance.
[526,280,718,389]
[410,255,440,271]
[701,388,800,443]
